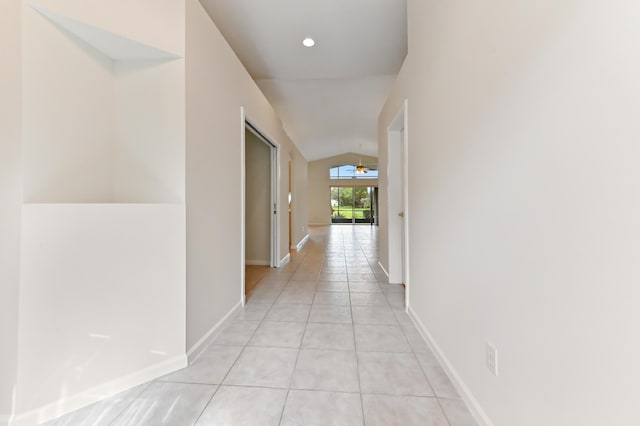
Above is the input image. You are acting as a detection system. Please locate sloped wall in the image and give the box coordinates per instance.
[186,0,308,350]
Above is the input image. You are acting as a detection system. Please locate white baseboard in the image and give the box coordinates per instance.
[293,234,309,251]
[245,260,270,266]
[9,354,187,426]
[186,301,242,362]
[279,252,291,266]
[407,306,494,426]
[377,261,389,278]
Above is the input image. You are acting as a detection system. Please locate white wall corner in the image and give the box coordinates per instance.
[293,234,309,251]
[279,252,291,266]
[9,354,186,426]
[186,301,242,363]
[406,306,495,426]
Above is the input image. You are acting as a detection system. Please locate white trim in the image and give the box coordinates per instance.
[279,252,291,266]
[401,100,410,310]
[245,260,270,266]
[240,108,247,306]
[293,234,309,251]
[8,355,187,426]
[386,99,410,308]
[186,301,242,362]
[407,306,494,426]
[377,261,389,278]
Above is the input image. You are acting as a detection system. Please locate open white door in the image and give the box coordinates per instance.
[387,100,409,309]
[240,107,280,305]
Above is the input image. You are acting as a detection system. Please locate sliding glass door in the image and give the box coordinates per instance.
[330,186,377,224]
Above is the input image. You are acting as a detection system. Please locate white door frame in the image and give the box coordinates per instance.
[240,107,280,305]
[386,99,410,310]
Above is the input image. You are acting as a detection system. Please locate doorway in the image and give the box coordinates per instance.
[241,109,279,305]
[330,186,378,224]
[288,158,293,251]
[387,100,409,308]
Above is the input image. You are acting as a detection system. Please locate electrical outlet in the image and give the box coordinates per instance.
[486,343,498,376]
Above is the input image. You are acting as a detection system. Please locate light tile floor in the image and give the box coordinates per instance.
[44,225,477,426]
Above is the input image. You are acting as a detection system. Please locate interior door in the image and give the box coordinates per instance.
[400,128,406,284]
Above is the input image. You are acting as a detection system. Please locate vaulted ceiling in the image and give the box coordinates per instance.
[200,0,407,161]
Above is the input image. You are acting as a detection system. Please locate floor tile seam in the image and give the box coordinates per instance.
[157,378,226,386]
[246,342,305,350]
[191,383,221,426]
[215,383,294,392]
[277,389,291,426]
[347,277,367,426]
[435,395,457,426]
[408,346,439,400]
[286,388,361,396]
[360,391,442,399]
[298,345,357,353]
[434,395,465,401]
[100,380,154,425]
[216,288,278,391]
[286,312,310,390]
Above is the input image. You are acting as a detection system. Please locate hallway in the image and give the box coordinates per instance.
[46,226,475,426]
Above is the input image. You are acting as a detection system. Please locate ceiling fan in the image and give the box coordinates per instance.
[356,145,367,173]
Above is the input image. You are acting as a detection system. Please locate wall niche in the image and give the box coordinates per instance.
[23,4,185,203]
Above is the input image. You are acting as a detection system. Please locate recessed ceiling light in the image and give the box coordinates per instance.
[302,37,315,47]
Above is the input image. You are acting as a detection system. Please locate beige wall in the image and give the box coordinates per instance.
[308,153,378,225]
[186,0,308,350]
[0,0,21,418]
[379,1,640,425]
[245,130,271,264]
[289,149,309,248]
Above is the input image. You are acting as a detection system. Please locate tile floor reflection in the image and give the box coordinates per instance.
[44,225,477,426]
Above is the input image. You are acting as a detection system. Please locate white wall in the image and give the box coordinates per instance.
[22,2,115,203]
[186,0,308,350]
[23,0,185,204]
[245,130,271,264]
[9,1,187,423]
[0,0,21,419]
[114,60,185,203]
[379,1,640,425]
[308,153,378,225]
[17,205,186,419]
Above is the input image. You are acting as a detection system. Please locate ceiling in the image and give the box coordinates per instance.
[200,0,407,161]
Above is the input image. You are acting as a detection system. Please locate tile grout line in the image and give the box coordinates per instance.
[341,235,368,426]
[106,381,154,425]
[277,250,321,425]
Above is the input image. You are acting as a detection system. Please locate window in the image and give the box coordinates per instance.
[330,186,378,224]
[329,164,378,179]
